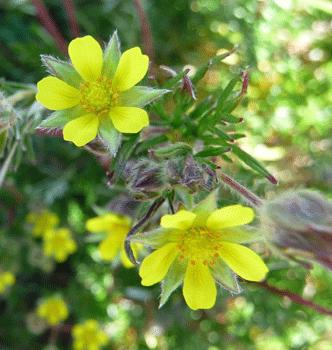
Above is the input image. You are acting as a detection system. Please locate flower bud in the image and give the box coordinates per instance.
[259,190,332,270]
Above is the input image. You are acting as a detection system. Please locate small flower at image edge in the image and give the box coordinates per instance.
[132,191,269,310]
[37,296,69,326]
[36,33,168,147]
[43,228,77,262]
[26,209,59,237]
[86,213,139,268]
[72,319,108,350]
[0,271,15,294]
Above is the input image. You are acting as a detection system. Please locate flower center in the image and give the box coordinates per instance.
[177,227,222,267]
[79,77,119,116]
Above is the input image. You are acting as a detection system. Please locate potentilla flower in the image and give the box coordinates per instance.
[72,319,108,350]
[131,191,268,310]
[36,33,168,148]
[43,228,77,262]
[26,210,59,237]
[37,296,69,326]
[0,271,15,294]
[86,213,139,268]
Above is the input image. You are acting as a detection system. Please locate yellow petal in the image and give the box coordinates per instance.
[36,77,81,110]
[113,47,149,91]
[98,237,121,261]
[86,214,128,232]
[68,36,103,82]
[63,114,99,146]
[139,243,178,286]
[206,205,254,230]
[160,210,197,230]
[220,242,269,281]
[109,107,149,133]
[183,261,217,310]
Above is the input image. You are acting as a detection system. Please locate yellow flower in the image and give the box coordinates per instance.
[132,192,268,310]
[37,296,69,326]
[0,271,15,294]
[43,228,77,262]
[72,319,108,350]
[26,210,59,237]
[36,35,152,147]
[86,213,138,268]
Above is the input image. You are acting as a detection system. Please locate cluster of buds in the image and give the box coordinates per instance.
[124,143,218,200]
[259,190,332,270]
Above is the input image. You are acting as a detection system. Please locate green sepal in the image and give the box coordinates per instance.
[118,86,169,108]
[159,256,188,308]
[0,129,7,155]
[211,258,240,294]
[231,144,275,180]
[102,31,121,80]
[130,227,180,249]
[41,56,82,88]
[38,105,83,128]
[216,227,263,244]
[194,146,231,158]
[192,190,218,226]
[98,118,121,156]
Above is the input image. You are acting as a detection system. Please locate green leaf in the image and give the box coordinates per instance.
[206,126,234,142]
[187,96,213,121]
[151,102,169,121]
[214,77,240,117]
[0,130,7,155]
[38,105,83,128]
[102,30,121,80]
[131,228,179,249]
[99,118,121,156]
[194,146,231,158]
[211,259,240,294]
[192,47,238,84]
[118,86,169,108]
[160,256,188,308]
[232,144,276,181]
[162,69,189,89]
[219,112,243,124]
[41,56,82,88]
[135,134,168,153]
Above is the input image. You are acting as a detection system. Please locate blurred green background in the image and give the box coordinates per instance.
[1,0,332,349]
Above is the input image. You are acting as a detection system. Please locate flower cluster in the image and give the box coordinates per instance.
[26,210,59,237]
[43,228,77,262]
[72,319,108,350]
[36,33,167,148]
[27,210,77,262]
[37,296,69,326]
[132,191,268,310]
[86,213,138,268]
[0,271,15,294]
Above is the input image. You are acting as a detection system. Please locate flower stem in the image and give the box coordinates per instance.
[125,196,166,265]
[0,140,19,188]
[253,280,332,316]
[218,170,263,207]
[62,0,80,39]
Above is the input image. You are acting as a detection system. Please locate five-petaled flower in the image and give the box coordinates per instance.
[86,213,139,268]
[36,34,167,147]
[131,191,268,310]
[26,209,59,237]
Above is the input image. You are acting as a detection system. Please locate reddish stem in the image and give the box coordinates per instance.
[254,281,332,316]
[62,0,80,39]
[35,128,63,138]
[31,0,68,55]
[132,0,155,72]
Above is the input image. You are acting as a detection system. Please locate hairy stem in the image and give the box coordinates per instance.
[62,0,80,39]
[218,170,263,207]
[253,280,332,316]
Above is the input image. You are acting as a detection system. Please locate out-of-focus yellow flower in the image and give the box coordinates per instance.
[43,228,77,262]
[37,296,69,326]
[26,210,59,237]
[86,213,139,268]
[0,271,15,293]
[72,319,108,350]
